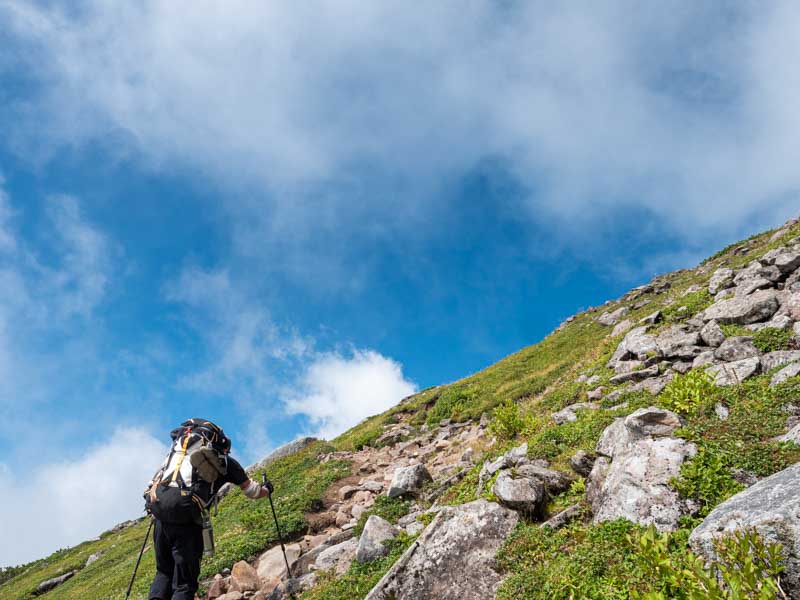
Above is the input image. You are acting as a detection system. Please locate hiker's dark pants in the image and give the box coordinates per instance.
[149,520,203,600]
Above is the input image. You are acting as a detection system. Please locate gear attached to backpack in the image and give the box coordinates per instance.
[146,419,231,525]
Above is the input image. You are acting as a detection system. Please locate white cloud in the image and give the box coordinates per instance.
[284,349,417,440]
[2,1,800,241]
[0,428,167,567]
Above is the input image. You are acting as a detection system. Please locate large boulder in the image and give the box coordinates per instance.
[356,516,399,563]
[587,407,697,531]
[708,268,735,295]
[230,560,261,593]
[312,538,358,575]
[701,290,779,325]
[597,306,630,326]
[706,357,760,386]
[388,464,433,498]
[772,362,800,387]
[656,326,702,358]
[689,464,800,598]
[492,471,545,515]
[516,463,575,495]
[256,543,302,588]
[364,500,519,600]
[762,350,800,372]
[608,327,660,367]
[36,571,76,594]
[700,320,726,347]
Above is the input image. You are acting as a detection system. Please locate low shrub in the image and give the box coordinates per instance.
[660,370,716,415]
[753,327,794,353]
[671,448,744,516]
[489,399,525,440]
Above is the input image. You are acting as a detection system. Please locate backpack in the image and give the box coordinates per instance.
[146,419,231,524]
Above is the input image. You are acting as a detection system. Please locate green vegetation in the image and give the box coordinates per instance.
[0,442,350,600]
[353,495,411,536]
[489,398,525,440]
[753,327,794,353]
[300,535,416,600]
[663,290,713,323]
[659,370,716,416]
[671,448,745,516]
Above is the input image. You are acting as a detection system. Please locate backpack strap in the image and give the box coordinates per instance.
[171,431,193,484]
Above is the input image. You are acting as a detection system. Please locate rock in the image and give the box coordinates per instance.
[364,500,519,600]
[748,314,794,332]
[773,250,800,274]
[249,437,318,472]
[231,560,261,593]
[608,327,660,366]
[624,407,685,438]
[586,374,601,386]
[551,402,601,424]
[777,423,800,445]
[689,463,800,597]
[672,361,693,374]
[361,480,384,493]
[614,359,644,375]
[85,551,102,567]
[587,387,604,400]
[706,357,761,386]
[388,464,433,498]
[714,403,729,420]
[735,276,772,297]
[588,436,696,531]
[36,571,76,594]
[256,543,302,583]
[637,374,674,396]
[588,408,697,531]
[356,515,399,563]
[313,538,358,575]
[761,350,800,372]
[541,504,582,530]
[731,468,759,487]
[609,365,660,385]
[611,319,634,337]
[492,471,545,514]
[597,306,630,326]
[692,350,717,369]
[338,485,361,501]
[656,326,702,358]
[218,592,244,600]
[772,362,800,386]
[640,310,663,325]
[700,320,726,347]
[701,290,779,324]
[207,575,227,600]
[570,450,596,477]
[713,336,759,362]
[516,464,575,495]
[709,268,735,295]
[265,573,318,600]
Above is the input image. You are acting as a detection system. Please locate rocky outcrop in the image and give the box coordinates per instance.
[387,464,433,498]
[364,500,518,600]
[701,289,779,324]
[492,471,545,514]
[356,515,399,563]
[689,463,800,598]
[706,357,760,386]
[36,571,76,594]
[587,408,697,531]
[248,437,318,472]
[597,306,630,326]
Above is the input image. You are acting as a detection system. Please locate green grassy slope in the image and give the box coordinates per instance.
[3,217,799,599]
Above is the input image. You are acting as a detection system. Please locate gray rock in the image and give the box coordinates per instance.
[730,468,759,487]
[774,250,800,274]
[37,571,76,594]
[734,276,772,297]
[356,515,399,563]
[706,357,761,386]
[614,359,644,375]
[762,350,800,372]
[476,443,528,493]
[597,306,630,326]
[624,407,685,438]
[570,450,596,477]
[85,551,102,567]
[692,350,718,369]
[709,268,735,295]
[700,320,726,347]
[541,504,582,530]
[777,423,800,445]
[713,336,759,362]
[388,464,433,498]
[516,464,575,495]
[689,463,800,597]
[248,437,318,472]
[585,374,601,386]
[608,327,660,366]
[312,538,358,575]
[364,500,519,600]
[640,310,663,325]
[551,402,601,424]
[714,403,730,421]
[586,387,605,401]
[787,292,800,321]
[596,418,630,458]
[609,365,660,385]
[702,290,779,325]
[266,573,319,600]
[747,314,794,332]
[656,326,702,358]
[588,435,696,531]
[492,471,545,514]
[672,361,693,374]
[772,362,800,386]
[611,319,634,337]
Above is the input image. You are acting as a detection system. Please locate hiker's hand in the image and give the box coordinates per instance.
[261,478,274,497]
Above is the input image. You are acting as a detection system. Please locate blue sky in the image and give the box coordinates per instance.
[1,1,799,565]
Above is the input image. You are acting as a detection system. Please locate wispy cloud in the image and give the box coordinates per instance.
[3,1,799,242]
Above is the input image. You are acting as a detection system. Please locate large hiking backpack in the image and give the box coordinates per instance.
[146,418,231,524]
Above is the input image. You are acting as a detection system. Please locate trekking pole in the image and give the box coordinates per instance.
[264,472,293,580]
[124,517,153,600]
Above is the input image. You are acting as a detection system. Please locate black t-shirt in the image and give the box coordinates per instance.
[219,456,248,487]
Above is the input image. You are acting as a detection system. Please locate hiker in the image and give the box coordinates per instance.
[144,419,273,600]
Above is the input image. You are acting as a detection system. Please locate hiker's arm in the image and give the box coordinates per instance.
[239,478,272,499]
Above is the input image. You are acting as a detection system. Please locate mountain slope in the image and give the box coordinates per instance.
[3,215,800,599]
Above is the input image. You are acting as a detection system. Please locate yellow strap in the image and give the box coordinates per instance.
[171,433,192,483]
